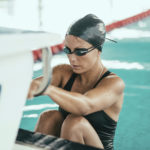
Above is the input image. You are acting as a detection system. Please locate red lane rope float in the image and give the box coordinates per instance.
[32,43,64,62]
[106,9,150,32]
[33,9,150,62]
[32,49,42,62]
[51,43,64,54]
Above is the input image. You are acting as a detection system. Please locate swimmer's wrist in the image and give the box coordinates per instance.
[43,85,54,96]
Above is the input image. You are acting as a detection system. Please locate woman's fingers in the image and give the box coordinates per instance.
[27,90,34,100]
[27,80,40,100]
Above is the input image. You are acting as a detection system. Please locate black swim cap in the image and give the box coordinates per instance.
[66,14,106,51]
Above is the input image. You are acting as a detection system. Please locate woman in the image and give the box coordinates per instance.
[28,14,125,150]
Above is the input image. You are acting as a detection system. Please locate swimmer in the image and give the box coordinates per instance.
[28,14,125,150]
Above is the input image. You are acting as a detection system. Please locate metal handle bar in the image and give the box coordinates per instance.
[34,47,52,97]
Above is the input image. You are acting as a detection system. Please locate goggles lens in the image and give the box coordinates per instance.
[63,47,95,56]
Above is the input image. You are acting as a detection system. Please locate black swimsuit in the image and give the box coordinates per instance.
[59,71,117,150]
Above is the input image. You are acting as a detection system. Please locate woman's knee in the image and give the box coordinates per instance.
[60,114,104,149]
[39,110,63,122]
[35,110,64,131]
[61,114,87,132]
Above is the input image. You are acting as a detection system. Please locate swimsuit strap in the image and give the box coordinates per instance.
[93,70,111,88]
[64,70,111,91]
[63,73,78,91]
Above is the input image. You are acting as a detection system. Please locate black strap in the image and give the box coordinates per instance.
[64,70,111,91]
[63,73,77,91]
[93,70,111,88]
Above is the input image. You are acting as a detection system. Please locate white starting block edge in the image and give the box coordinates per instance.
[0,32,62,58]
[14,143,43,150]
[0,30,62,150]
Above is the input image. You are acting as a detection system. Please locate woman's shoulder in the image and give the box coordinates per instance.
[51,64,74,87]
[102,71,125,92]
[95,69,125,90]
[52,64,73,74]
[109,71,124,83]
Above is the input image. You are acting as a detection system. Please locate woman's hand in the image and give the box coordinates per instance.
[27,77,42,100]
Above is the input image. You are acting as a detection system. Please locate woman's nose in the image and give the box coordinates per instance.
[68,54,77,63]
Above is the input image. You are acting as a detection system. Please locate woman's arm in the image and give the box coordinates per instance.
[43,75,125,115]
[27,64,66,99]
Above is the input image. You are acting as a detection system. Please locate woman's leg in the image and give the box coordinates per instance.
[60,114,104,149]
[35,110,64,137]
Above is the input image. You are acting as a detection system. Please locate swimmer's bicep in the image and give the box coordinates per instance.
[84,77,125,112]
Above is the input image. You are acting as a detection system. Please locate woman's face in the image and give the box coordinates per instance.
[64,35,101,74]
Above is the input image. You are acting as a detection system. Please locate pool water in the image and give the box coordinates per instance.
[19,17,150,150]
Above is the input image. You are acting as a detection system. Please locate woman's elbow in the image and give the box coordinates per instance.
[79,102,93,116]
[71,96,93,116]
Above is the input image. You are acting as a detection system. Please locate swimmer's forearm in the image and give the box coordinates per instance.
[43,85,91,115]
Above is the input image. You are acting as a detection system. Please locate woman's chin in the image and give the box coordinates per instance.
[72,67,83,74]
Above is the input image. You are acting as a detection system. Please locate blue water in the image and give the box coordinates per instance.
[19,18,150,150]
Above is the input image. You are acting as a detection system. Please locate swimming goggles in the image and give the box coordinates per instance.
[63,45,99,56]
[63,38,117,56]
